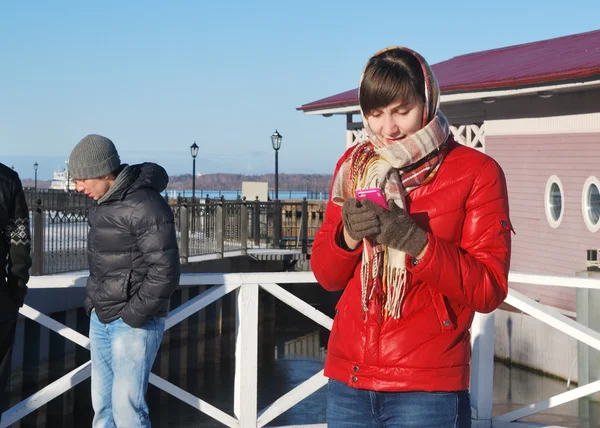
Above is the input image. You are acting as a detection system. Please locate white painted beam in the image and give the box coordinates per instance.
[505,289,600,352]
[0,362,91,428]
[259,283,333,331]
[165,281,242,330]
[19,304,90,349]
[494,379,600,422]
[470,313,495,421]
[148,373,239,428]
[509,272,600,290]
[257,371,328,427]
[234,284,259,427]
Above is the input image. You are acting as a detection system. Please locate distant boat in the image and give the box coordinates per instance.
[50,167,74,192]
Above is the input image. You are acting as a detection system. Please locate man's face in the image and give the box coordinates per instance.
[74,177,112,200]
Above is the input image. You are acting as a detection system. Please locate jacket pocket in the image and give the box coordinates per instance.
[327,296,349,358]
[428,288,456,332]
[100,270,132,303]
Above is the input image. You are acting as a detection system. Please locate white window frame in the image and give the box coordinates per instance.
[545,175,564,228]
[581,176,600,233]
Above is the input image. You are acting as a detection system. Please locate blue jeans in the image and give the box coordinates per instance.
[89,311,165,428]
[327,379,471,428]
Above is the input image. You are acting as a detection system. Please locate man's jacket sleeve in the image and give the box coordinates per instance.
[120,197,181,327]
[6,176,32,307]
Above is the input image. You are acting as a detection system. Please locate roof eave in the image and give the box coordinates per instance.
[299,77,600,116]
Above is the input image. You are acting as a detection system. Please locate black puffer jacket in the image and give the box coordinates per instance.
[84,163,180,328]
[0,163,31,321]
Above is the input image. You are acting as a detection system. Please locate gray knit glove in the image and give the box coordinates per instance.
[362,199,428,257]
[341,198,381,241]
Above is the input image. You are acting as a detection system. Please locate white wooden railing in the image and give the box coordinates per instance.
[487,272,600,428]
[2,271,600,428]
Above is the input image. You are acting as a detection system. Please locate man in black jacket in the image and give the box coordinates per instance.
[0,163,31,411]
[68,134,180,428]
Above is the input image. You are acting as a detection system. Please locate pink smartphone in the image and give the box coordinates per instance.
[355,188,388,210]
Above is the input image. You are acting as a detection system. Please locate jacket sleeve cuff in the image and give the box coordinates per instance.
[407,232,435,275]
[84,297,94,317]
[120,309,148,328]
[329,222,363,260]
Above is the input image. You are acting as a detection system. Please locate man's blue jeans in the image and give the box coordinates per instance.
[327,379,471,428]
[89,311,165,428]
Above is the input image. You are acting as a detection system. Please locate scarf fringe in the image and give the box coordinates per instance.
[360,246,408,320]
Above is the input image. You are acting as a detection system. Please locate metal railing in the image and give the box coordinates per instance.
[24,189,89,210]
[30,198,326,275]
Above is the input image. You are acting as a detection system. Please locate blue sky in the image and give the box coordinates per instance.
[1,1,599,180]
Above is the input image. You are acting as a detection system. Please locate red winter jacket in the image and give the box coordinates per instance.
[311,138,512,392]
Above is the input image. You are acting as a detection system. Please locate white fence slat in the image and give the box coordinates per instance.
[234,283,259,427]
[259,283,333,331]
[487,422,556,428]
[509,271,600,290]
[0,362,91,428]
[18,304,90,349]
[494,379,600,422]
[470,312,495,421]
[180,272,317,287]
[271,425,327,428]
[505,289,600,351]
[165,281,241,330]
[148,373,238,428]
[257,370,327,427]
[26,270,318,290]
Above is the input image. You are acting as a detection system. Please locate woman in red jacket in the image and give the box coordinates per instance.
[311,47,512,427]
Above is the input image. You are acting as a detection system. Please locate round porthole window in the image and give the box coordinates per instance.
[582,176,600,233]
[545,175,564,228]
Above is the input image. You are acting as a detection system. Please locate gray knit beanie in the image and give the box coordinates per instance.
[68,134,121,179]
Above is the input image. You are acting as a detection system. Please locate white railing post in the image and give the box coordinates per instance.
[470,312,495,426]
[234,283,259,427]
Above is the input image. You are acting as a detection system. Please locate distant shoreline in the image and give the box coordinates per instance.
[21,172,333,192]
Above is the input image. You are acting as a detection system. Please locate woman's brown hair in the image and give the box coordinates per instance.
[359,49,425,117]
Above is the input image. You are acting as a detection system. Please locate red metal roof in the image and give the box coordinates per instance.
[298,29,600,112]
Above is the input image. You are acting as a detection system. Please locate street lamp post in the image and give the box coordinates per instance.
[271,130,283,200]
[190,142,199,201]
[65,160,70,192]
[33,162,38,191]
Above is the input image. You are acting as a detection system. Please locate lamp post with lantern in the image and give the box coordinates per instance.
[270,130,282,200]
[33,162,38,191]
[190,142,199,201]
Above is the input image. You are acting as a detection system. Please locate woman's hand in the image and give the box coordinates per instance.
[340,198,380,249]
[362,199,428,257]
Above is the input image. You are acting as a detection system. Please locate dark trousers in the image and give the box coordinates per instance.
[0,317,17,414]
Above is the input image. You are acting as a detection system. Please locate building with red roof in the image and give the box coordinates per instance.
[298,29,600,319]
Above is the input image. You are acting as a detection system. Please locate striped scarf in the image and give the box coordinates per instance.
[330,47,450,319]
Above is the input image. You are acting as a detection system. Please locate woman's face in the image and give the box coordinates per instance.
[366,98,424,145]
